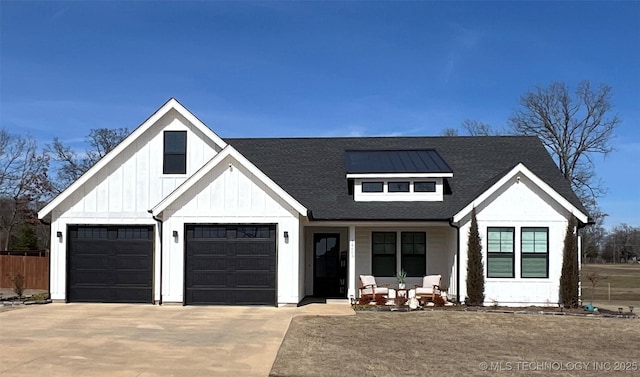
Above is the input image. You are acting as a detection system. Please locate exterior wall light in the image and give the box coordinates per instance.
[283,231,289,242]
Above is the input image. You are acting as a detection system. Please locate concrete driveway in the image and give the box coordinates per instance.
[0,303,353,377]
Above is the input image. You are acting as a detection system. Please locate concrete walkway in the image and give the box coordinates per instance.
[0,303,354,377]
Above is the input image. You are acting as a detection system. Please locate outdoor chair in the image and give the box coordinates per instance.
[358,275,390,303]
[415,274,442,304]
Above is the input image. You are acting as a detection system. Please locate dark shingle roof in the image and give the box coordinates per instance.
[345,149,452,174]
[226,136,586,221]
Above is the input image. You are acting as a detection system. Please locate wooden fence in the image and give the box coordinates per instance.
[0,251,49,290]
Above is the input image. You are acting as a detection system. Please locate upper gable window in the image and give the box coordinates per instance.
[163,131,187,174]
[362,182,384,192]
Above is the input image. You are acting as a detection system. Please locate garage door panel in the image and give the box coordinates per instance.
[235,257,274,271]
[189,242,229,256]
[70,255,110,270]
[235,243,273,257]
[69,270,111,285]
[69,287,111,302]
[235,272,274,287]
[187,288,275,305]
[187,256,229,272]
[113,270,152,285]
[188,272,228,287]
[115,256,151,270]
[112,287,153,303]
[185,224,276,306]
[115,245,153,256]
[68,225,153,303]
[73,241,113,255]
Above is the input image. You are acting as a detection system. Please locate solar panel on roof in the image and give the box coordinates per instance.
[345,150,453,174]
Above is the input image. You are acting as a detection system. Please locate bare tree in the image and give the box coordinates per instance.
[0,129,50,250]
[461,119,500,136]
[604,224,640,263]
[48,128,128,192]
[440,128,459,136]
[581,221,607,263]
[509,81,620,204]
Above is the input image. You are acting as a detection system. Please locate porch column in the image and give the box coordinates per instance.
[348,225,356,299]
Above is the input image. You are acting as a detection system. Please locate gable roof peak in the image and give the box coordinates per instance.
[38,99,227,219]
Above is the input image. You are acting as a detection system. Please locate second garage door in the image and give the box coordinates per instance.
[185,224,277,306]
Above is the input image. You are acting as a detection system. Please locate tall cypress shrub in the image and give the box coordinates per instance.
[466,207,485,306]
[559,217,579,307]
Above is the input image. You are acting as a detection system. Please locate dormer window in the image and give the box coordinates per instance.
[164,131,187,174]
[345,149,453,202]
[362,182,383,192]
[414,181,436,192]
[388,182,409,192]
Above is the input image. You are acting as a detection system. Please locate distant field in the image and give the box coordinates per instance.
[581,264,640,302]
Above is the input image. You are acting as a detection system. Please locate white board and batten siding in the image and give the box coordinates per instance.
[161,154,302,305]
[354,225,457,296]
[48,110,221,301]
[457,174,572,306]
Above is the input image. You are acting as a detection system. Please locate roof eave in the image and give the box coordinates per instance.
[150,145,307,217]
[452,162,589,224]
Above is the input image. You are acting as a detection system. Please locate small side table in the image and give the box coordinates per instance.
[395,287,408,307]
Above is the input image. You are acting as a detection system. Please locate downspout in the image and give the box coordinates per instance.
[576,217,592,303]
[448,218,461,304]
[148,210,163,305]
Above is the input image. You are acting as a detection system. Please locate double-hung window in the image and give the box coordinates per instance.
[163,131,187,174]
[487,227,514,278]
[521,228,548,278]
[401,232,426,277]
[372,232,396,276]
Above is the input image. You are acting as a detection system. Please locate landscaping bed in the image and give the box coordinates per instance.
[0,292,52,311]
[352,302,637,318]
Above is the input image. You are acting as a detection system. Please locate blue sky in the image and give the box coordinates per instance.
[1,1,639,228]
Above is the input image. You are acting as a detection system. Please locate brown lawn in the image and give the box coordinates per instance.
[270,311,639,377]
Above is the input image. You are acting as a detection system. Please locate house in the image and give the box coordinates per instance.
[38,98,589,306]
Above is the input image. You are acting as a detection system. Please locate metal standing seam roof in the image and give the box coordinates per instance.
[345,149,453,174]
[225,136,588,221]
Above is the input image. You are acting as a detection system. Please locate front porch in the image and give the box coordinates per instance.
[300,222,459,304]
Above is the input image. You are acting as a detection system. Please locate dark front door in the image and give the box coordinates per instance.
[313,233,346,298]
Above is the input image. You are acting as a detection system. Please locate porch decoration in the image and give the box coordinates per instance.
[396,269,407,289]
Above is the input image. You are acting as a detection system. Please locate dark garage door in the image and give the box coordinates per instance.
[185,224,276,305]
[67,225,153,303]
